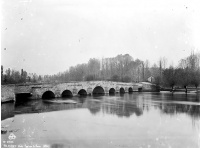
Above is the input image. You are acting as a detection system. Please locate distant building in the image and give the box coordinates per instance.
[147,76,155,83]
[139,82,159,92]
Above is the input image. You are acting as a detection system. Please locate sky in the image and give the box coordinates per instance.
[1,0,200,75]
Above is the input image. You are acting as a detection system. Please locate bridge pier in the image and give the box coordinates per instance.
[104,87,109,94]
[87,87,93,95]
[71,93,80,97]
[31,88,42,99]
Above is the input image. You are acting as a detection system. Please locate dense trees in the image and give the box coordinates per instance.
[1,52,200,91]
[1,66,42,84]
[97,54,141,81]
[1,54,146,84]
[41,54,145,83]
[163,67,177,90]
[162,52,200,91]
[101,54,142,82]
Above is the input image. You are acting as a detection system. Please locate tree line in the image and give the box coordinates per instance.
[163,52,200,91]
[42,54,153,83]
[1,67,42,84]
[1,52,200,90]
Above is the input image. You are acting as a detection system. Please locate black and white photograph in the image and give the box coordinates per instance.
[1,0,200,148]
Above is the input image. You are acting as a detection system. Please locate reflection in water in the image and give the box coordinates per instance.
[1,102,14,120]
[159,103,200,119]
[1,92,200,120]
[100,96,143,117]
[1,92,200,148]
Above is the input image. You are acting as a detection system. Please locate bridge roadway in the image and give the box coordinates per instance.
[1,81,143,102]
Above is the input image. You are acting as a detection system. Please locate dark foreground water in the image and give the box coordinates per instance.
[1,92,200,148]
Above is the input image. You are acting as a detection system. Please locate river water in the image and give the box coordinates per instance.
[1,92,200,148]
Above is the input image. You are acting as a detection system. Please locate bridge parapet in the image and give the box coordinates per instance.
[14,85,31,94]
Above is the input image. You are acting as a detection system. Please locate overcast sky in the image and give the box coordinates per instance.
[1,0,200,75]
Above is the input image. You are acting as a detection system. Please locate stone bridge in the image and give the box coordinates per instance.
[31,81,142,99]
[1,81,142,102]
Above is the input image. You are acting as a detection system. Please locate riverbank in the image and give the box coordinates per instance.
[161,88,200,93]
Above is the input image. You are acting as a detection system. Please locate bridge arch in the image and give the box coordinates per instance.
[93,86,105,95]
[78,89,87,96]
[120,87,125,94]
[61,90,73,98]
[42,91,55,99]
[109,88,115,94]
[128,87,133,93]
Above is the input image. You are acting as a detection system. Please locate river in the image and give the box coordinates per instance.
[1,92,200,148]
